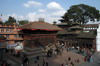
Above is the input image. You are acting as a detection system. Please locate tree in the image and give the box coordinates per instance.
[61,4,100,25]
[5,16,16,25]
[18,20,29,26]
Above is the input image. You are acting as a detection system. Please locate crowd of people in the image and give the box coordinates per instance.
[61,56,80,66]
[0,42,95,66]
[45,43,95,66]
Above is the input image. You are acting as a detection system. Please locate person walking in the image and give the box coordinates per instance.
[70,61,74,66]
[22,55,29,66]
[61,63,64,66]
[75,58,79,63]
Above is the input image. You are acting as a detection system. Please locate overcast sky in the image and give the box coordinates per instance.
[0,0,100,24]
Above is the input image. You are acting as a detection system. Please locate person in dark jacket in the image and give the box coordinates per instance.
[22,55,29,66]
[68,57,71,61]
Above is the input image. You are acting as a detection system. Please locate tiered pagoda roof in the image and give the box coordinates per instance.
[69,25,83,29]
[18,21,62,31]
[57,22,68,26]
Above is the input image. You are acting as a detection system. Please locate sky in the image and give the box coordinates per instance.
[0,0,100,24]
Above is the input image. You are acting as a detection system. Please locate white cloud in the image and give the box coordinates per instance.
[38,9,46,13]
[87,20,100,24]
[3,2,66,24]
[9,13,24,20]
[46,2,66,17]
[26,12,36,21]
[1,13,24,22]
[23,1,42,8]
[51,10,66,17]
[47,2,64,11]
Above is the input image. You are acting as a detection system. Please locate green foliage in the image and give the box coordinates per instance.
[61,4,100,25]
[4,16,16,25]
[18,20,29,26]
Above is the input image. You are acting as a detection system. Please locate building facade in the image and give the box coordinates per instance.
[83,24,98,32]
[0,23,23,44]
[57,22,97,51]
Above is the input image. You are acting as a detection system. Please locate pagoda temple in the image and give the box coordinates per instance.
[18,20,62,66]
[18,21,62,48]
[57,22,96,51]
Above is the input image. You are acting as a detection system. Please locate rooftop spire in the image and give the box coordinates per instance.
[0,14,2,22]
[53,21,57,25]
[39,18,44,22]
[0,14,3,24]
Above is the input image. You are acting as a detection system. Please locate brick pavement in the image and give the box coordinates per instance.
[5,50,84,66]
[47,51,84,66]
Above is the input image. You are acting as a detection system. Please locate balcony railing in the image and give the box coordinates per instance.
[6,37,23,40]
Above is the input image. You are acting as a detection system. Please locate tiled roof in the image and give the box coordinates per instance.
[83,24,98,27]
[57,30,96,38]
[57,22,68,26]
[57,30,68,34]
[57,30,81,35]
[18,21,62,31]
[70,25,83,29]
[77,32,96,38]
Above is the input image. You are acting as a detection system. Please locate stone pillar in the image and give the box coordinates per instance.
[96,24,100,51]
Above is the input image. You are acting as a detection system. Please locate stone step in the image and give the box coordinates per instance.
[23,50,45,55]
[6,53,22,64]
[24,47,43,52]
[28,52,46,58]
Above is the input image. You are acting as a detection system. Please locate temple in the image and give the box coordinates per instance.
[57,22,96,51]
[18,21,62,66]
[18,21,62,47]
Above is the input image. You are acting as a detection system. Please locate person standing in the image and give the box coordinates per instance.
[68,57,71,61]
[84,56,87,62]
[90,56,93,62]
[43,58,45,66]
[65,63,68,66]
[46,59,48,66]
[61,63,64,66]
[37,64,39,66]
